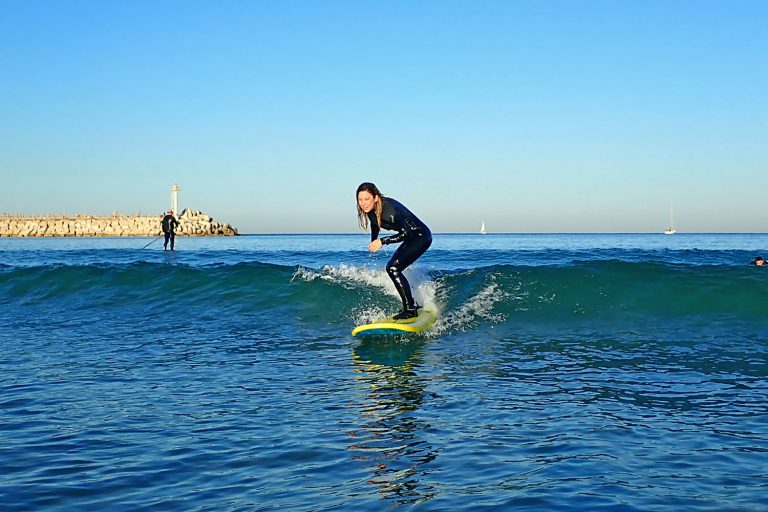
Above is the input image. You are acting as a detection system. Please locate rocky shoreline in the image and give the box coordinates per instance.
[0,209,238,237]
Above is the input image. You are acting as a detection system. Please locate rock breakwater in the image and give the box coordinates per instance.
[0,209,238,237]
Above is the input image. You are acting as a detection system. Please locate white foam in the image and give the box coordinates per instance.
[292,263,394,293]
[293,262,438,313]
[429,279,507,336]
[295,263,434,299]
[353,305,389,326]
[293,263,508,336]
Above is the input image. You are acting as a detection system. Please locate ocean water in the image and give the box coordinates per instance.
[1,233,767,511]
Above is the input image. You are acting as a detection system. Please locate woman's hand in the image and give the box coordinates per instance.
[368,239,383,253]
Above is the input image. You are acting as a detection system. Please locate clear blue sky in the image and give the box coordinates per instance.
[1,0,766,233]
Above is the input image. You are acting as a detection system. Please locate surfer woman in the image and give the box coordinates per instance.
[356,182,432,320]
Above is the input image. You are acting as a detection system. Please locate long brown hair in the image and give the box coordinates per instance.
[356,182,383,231]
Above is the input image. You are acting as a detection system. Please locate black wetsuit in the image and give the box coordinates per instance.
[367,197,432,313]
[161,214,179,250]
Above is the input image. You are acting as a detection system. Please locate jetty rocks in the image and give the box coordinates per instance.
[0,209,238,237]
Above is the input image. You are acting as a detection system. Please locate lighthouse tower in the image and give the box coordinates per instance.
[171,183,181,214]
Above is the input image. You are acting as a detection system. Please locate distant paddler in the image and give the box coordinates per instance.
[161,210,179,251]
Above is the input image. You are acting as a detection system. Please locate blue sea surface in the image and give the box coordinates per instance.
[1,234,767,511]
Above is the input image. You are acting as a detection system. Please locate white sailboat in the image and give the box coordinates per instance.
[664,202,676,235]
[480,221,487,235]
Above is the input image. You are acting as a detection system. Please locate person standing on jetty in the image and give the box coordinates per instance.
[161,210,179,251]
[356,182,432,320]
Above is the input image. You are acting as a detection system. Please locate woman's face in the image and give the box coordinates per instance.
[357,190,378,214]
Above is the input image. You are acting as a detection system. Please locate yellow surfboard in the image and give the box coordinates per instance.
[352,309,437,337]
